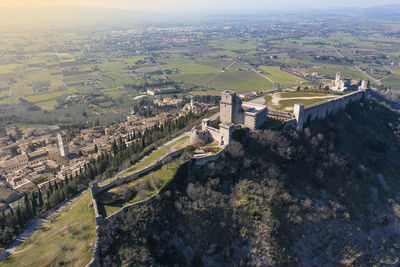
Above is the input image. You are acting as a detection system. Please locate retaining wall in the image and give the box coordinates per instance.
[194,147,226,166]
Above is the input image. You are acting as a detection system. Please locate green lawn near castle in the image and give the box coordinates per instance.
[97,161,181,218]
[265,91,339,112]
[1,192,96,267]
[100,136,189,186]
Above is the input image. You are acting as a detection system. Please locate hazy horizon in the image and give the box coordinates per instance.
[1,0,400,14]
[0,1,400,28]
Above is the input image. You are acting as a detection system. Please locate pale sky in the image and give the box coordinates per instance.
[1,0,399,13]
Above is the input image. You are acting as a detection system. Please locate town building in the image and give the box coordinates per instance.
[57,132,70,157]
[331,72,369,92]
[146,87,180,96]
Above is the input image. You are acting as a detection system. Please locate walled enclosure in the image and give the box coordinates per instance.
[294,90,367,132]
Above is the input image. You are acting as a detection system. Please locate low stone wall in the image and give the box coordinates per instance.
[194,147,226,166]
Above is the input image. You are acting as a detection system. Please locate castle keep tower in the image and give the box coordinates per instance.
[57,132,69,157]
[220,90,243,125]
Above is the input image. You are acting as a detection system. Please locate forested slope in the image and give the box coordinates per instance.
[99,98,400,266]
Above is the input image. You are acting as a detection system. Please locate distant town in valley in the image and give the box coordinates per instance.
[0,3,400,267]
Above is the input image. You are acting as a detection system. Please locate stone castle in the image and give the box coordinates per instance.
[190,90,268,147]
[191,82,371,147]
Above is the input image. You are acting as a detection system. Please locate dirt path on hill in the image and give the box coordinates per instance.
[249,67,275,85]
[0,190,87,261]
[9,193,87,255]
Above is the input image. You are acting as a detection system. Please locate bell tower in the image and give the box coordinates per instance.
[57,132,70,157]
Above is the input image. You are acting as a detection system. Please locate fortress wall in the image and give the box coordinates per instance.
[87,185,103,267]
[303,90,364,122]
[206,126,221,142]
[190,127,209,146]
[296,90,365,132]
[194,147,226,166]
[283,118,297,130]
[87,148,184,266]
[96,148,184,195]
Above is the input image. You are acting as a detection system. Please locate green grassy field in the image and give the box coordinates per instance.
[0,64,20,74]
[169,73,217,85]
[207,71,274,92]
[1,192,96,267]
[162,63,219,73]
[278,98,337,111]
[101,136,189,185]
[136,65,160,73]
[98,161,181,217]
[227,62,249,70]
[265,91,339,111]
[123,56,146,65]
[279,92,337,98]
[196,59,234,69]
[211,38,261,51]
[258,66,308,88]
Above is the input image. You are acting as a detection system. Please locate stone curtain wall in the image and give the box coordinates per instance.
[96,149,184,195]
[295,90,366,132]
[194,147,226,166]
[303,91,364,122]
[87,148,185,267]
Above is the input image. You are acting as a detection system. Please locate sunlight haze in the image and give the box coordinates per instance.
[1,0,400,13]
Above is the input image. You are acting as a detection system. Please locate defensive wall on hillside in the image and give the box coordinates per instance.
[294,90,368,132]
[87,148,185,267]
[193,147,226,166]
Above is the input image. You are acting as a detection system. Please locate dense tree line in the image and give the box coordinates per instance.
[0,110,208,249]
[192,95,221,105]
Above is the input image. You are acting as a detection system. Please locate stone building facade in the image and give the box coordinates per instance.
[57,132,69,157]
[331,72,369,92]
[190,90,268,146]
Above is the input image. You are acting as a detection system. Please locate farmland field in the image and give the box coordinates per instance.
[258,66,308,88]
[162,63,219,73]
[207,71,274,92]
[1,20,399,127]
[169,73,217,85]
